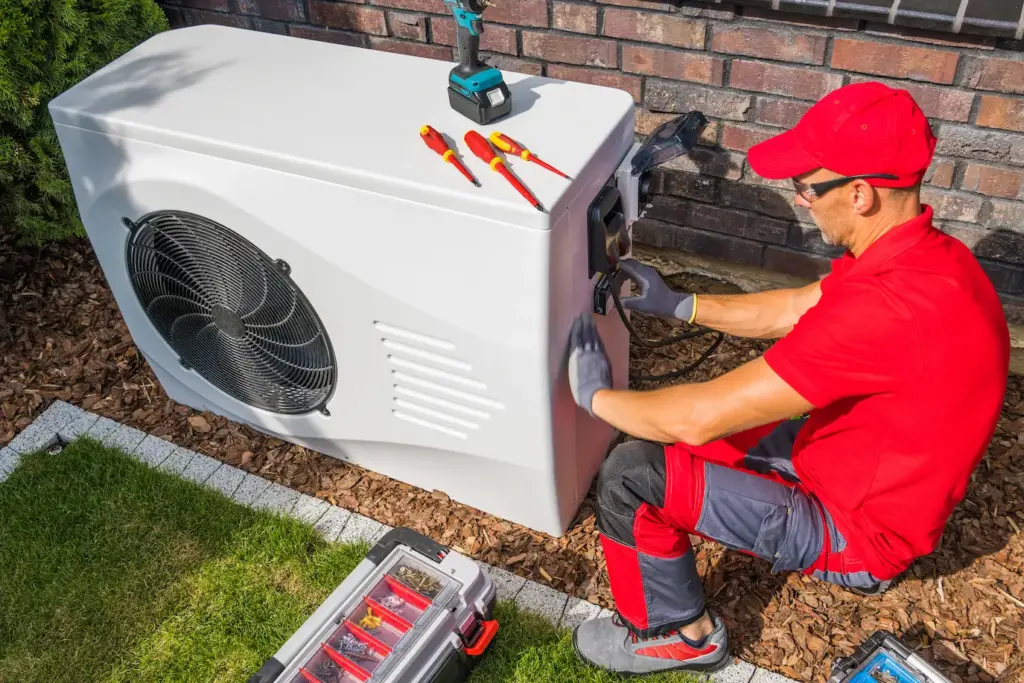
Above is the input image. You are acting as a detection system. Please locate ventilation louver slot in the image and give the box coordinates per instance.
[125,210,337,415]
[376,322,503,438]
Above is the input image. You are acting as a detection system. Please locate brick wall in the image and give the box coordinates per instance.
[158,0,1024,319]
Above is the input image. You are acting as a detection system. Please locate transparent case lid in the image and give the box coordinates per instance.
[283,548,460,682]
[630,111,709,176]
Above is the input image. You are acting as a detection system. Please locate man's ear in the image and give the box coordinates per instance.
[850,179,876,215]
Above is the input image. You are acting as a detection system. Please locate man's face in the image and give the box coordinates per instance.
[792,168,852,247]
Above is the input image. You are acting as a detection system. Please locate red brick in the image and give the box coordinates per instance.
[621,45,723,86]
[646,81,751,121]
[632,219,765,267]
[369,37,452,60]
[863,23,996,50]
[547,65,641,103]
[288,25,368,47]
[309,2,386,33]
[830,38,959,85]
[961,57,1024,96]
[920,187,983,223]
[432,18,516,55]
[183,8,249,25]
[601,9,705,49]
[846,76,974,123]
[180,0,228,12]
[924,159,955,189]
[754,97,811,129]
[961,163,1023,200]
[742,6,857,31]
[710,25,826,65]
[977,96,1024,134]
[553,2,597,34]
[720,124,774,153]
[236,0,304,21]
[479,0,547,28]
[729,60,844,101]
[387,11,426,41]
[479,53,543,75]
[635,110,718,145]
[595,0,672,11]
[369,0,437,12]
[521,32,617,67]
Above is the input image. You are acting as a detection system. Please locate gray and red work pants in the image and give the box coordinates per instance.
[597,418,891,638]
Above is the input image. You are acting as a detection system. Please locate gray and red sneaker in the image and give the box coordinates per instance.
[572,611,730,676]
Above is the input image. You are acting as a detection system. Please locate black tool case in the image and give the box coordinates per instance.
[248,528,498,683]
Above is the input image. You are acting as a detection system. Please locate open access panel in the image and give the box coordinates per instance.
[248,528,498,683]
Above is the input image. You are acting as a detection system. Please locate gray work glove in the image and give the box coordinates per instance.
[617,259,695,322]
[568,313,612,417]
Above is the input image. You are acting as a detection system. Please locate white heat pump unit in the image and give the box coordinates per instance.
[49,25,704,536]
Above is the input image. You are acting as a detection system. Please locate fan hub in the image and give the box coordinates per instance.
[212,304,246,339]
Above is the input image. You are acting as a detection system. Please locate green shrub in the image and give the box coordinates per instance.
[0,0,168,245]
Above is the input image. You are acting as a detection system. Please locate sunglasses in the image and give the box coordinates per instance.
[793,173,900,201]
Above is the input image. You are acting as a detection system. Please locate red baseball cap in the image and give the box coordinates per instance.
[747,81,937,188]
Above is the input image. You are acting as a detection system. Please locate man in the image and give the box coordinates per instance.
[566,81,1010,675]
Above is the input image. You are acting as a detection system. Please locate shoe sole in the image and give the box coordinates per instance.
[571,627,732,678]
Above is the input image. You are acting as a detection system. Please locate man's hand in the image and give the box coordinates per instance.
[618,259,695,322]
[567,313,612,416]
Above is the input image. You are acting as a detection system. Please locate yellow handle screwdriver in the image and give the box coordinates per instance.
[488,132,572,179]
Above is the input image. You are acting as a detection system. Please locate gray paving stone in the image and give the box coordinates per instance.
[204,464,246,498]
[251,482,300,515]
[288,494,331,526]
[710,660,757,683]
[515,579,569,624]
[0,447,22,483]
[101,424,148,454]
[232,473,272,505]
[336,513,383,544]
[85,416,121,442]
[478,563,526,601]
[369,523,393,544]
[58,413,100,442]
[134,435,178,468]
[314,506,352,542]
[157,447,197,476]
[559,596,602,629]
[179,451,222,485]
[7,401,87,454]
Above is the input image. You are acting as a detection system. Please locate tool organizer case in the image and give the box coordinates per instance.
[828,631,950,683]
[248,528,498,683]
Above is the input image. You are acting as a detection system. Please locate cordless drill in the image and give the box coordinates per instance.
[442,0,512,125]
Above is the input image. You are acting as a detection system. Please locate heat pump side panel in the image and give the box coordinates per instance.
[55,123,578,534]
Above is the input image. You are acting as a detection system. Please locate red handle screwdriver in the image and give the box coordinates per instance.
[489,132,572,179]
[464,130,544,212]
[420,125,480,187]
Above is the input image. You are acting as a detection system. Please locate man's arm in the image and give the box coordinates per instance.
[692,280,822,339]
[590,356,814,445]
[616,260,823,339]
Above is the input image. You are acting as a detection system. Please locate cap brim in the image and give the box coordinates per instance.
[747,128,821,180]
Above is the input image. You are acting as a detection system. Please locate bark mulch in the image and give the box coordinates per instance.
[2,234,1021,683]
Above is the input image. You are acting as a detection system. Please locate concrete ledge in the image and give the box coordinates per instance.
[0,402,795,683]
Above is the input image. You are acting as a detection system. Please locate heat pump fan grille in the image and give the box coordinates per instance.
[125,211,336,414]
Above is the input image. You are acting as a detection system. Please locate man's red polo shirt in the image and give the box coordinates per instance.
[763,205,1010,580]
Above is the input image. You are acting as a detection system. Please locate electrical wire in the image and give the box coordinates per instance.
[607,269,725,383]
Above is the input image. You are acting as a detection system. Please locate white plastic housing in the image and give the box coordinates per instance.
[48,25,637,537]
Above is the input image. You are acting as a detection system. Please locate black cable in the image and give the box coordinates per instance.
[607,269,725,383]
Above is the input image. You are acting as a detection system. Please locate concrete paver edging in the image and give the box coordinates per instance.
[0,401,795,683]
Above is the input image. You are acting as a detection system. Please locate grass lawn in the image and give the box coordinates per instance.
[0,438,700,683]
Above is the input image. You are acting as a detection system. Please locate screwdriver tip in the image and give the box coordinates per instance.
[473,179,481,187]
